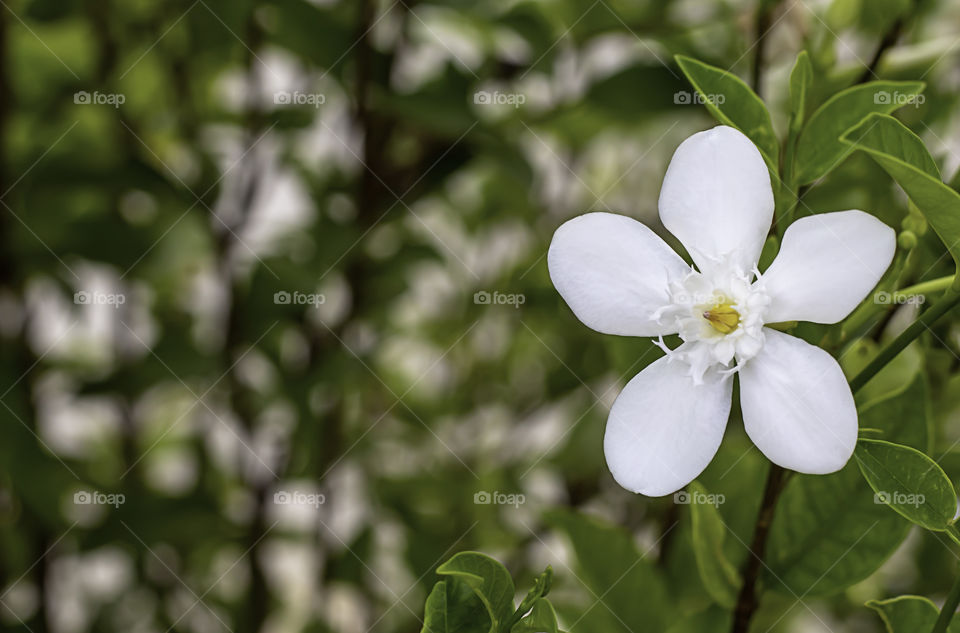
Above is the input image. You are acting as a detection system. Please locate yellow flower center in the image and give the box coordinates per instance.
[703,302,740,334]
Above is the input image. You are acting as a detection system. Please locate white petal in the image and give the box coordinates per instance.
[740,329,857,474]
[604,356,733,496]
[548,212,690,336]
[659,125,774,275]
[762,210,895,324]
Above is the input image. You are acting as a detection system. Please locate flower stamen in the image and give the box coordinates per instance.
[703,303,740,334]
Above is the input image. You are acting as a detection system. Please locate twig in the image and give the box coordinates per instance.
[932,568,960,633]
[855,2,916,84]
[225,15,271,633]
[750,1,778,95]
[850,288,960,393]
[731,463,786,633]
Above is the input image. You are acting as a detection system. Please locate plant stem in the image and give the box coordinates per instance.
[849,288,960,394]
[838,272,950,344]
[845,281,960,633]
[731,463,787,633]
[898,275,955,297]
[750,2,775,94]
[855,0,918,85]
[932,569,960,633]
[856,16,906,84]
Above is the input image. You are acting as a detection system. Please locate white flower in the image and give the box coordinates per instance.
[547,126,896,497]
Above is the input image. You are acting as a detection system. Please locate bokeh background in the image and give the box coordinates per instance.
[3,0,960,632]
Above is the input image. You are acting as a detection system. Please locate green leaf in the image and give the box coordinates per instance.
[766,459,910,595]
[793,80,924,185]
[688,482,741,607]
[422,579,494,633]
[516,566,553,617]
[548,510,671,632]
[842,113,960,270]
[788,50,812,132]
[674,55,779,170]
[844,111,939,178]
[867,595,960,633]
[854,438,957,531]
[765,376,935,595]
[436,552,516,632]
[511,599,559,633]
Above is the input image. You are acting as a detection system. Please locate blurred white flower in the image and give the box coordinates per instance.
[548,125,896,496]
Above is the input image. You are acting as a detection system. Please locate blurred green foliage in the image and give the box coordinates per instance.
[2,0,960,632]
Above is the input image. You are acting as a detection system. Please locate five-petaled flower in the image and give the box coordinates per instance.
[548,126,896,496]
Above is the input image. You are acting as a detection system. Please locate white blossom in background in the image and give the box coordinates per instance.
[548,125,896,496]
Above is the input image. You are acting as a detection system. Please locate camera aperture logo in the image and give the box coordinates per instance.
[74,490,125,508]
[673,489,725,508]
[274,290,325,308]
[75,290,126,308]
[874,490,925,507]
[274,490,326,509]
[474,290,525,308]
[274,91,326,108]
[474,490,525,508]
[474,91,526,108]
[74,91,125,108]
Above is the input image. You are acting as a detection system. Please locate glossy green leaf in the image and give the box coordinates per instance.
[842,113,960,270]
[436,552,516,632]
[788,50,812,132]
[688,482,741,607]
[793,81,924,185]
[766,460,910,595]
[422,579,493,633]
[867,595,960,633]
[855,438,957,531]
[764,377,932,595]
[511,599,559,633]
[675,55,779,170]
[844,111,939,178]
